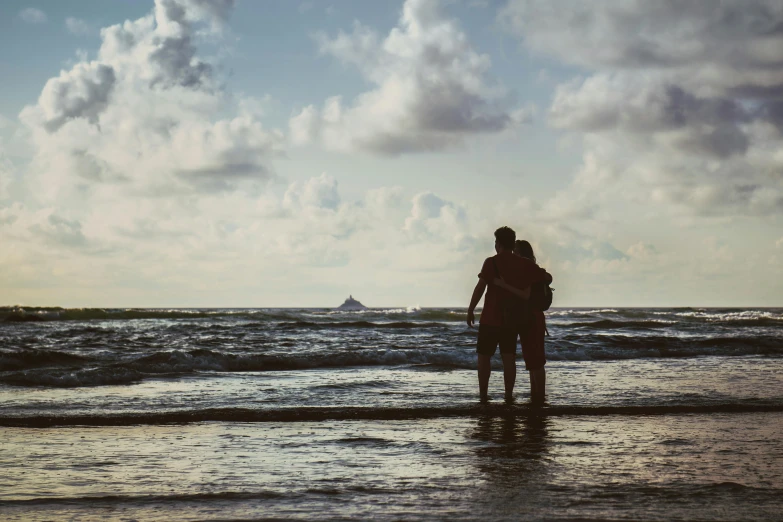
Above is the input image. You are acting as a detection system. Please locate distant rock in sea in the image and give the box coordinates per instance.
[337,295,367,310]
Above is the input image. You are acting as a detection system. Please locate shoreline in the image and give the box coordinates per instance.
[3,401,783,428]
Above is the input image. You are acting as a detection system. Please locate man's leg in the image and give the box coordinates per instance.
[477,354,492,401]
[501,352,516,401]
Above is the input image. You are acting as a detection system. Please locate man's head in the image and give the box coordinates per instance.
[494,226,516,253]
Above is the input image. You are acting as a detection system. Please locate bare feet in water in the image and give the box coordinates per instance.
[530,396,545,408]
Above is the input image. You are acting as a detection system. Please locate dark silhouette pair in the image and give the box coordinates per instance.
[467,227,553,404]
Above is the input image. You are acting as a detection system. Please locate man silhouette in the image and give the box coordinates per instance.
[466,226,529,402]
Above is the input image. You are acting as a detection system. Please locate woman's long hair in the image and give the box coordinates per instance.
[514,240,536,263]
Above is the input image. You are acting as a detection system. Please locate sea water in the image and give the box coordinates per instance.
[1,307,781,520]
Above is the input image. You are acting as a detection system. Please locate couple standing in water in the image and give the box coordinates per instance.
[467,227,553,405]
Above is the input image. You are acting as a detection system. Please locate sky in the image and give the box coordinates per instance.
[0,0,782,308]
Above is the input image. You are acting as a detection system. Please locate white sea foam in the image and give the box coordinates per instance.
[547,309,619,317]
[675,310,783,321]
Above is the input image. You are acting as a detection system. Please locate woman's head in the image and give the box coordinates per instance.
[514,240,536,262]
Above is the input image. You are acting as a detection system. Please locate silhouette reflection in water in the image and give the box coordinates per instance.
[469,411,552,507]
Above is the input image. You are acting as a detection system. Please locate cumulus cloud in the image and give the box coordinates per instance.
[364,186,405,218]
[402,191,480,254]
[290,0,522,155]
[283,173,341,212]
[36,62,117,132]
[19,8,47,24]
[502,0,783,218]
[20,0,281,204]
[405,192,462,234]
[4,0,504,303]
[1,0,290,293]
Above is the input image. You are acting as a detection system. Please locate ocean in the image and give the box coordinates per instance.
[1,306,781,520]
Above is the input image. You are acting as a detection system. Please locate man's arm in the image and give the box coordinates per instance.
[478,274,531,300]
[493,278,531,299]
[467,279,486,327]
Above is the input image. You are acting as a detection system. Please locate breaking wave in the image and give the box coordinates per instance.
[0,348,478,387]
[1,332,781,387]
[0,349,90,372]
[0,367,147,387]
[277,320,447,330]
[0,306,466,324]
[567,319,676,329]
[0,306,298,322]
[3,306,781,327]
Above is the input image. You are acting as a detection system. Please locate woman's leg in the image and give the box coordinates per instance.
[530,366,546,405]
[528,312,547,405]
[501,352,516,401]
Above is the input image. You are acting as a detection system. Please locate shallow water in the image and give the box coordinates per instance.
[1,357,781,425]
[1,413,781,521]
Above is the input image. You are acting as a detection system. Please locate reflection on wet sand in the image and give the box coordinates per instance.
[470,412,551,483]
[465,411,556,517]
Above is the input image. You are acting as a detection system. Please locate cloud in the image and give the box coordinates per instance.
[626,242,657,260]
[30,214,89,249]
[502,0,783,217]
[283,173,341,212]
[0,150,12,201]
[537,224,627,264]
[290,0,522,155]
[550,77,749,150]
[36,62,117,133]
[4,1,507,302]
[501,0,783,93]
[365,186,405,217]
[20,0,281,204]
[2,0,291,296]
[65,17,92,36]
[403,191,475,250]
[19,8,47,24]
